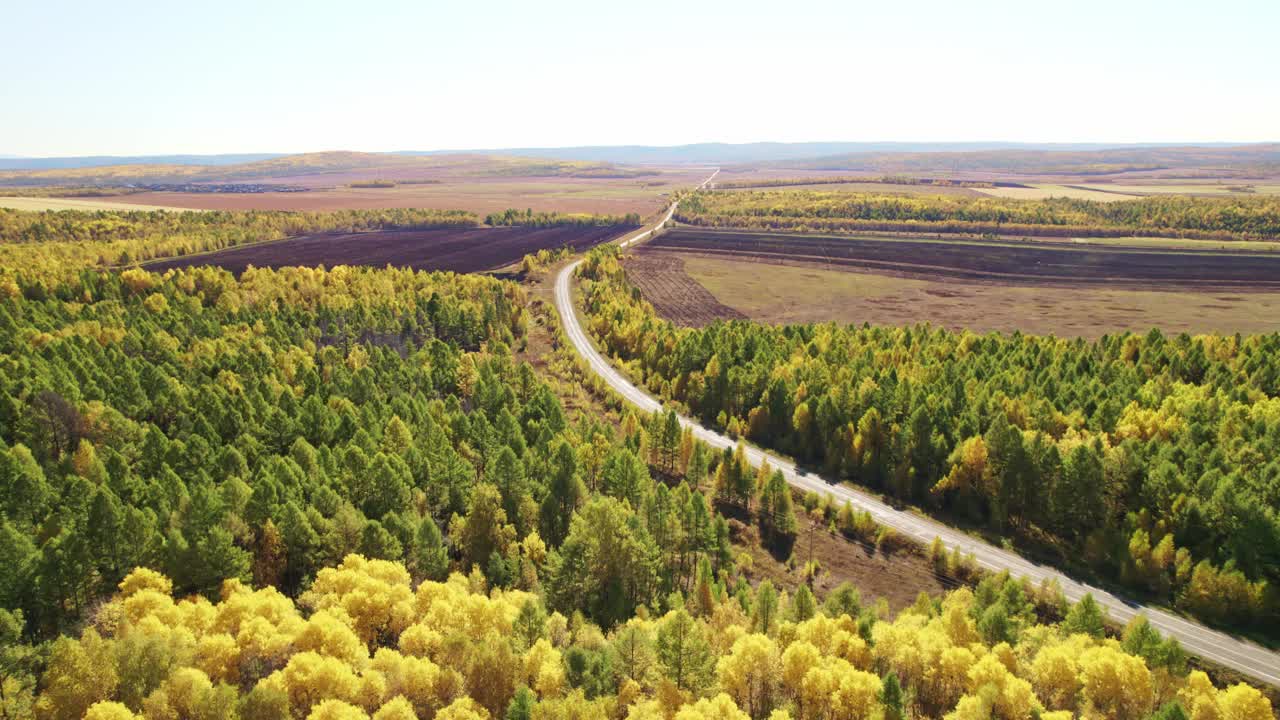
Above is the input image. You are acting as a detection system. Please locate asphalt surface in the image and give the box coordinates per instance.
[553,169,1280,687]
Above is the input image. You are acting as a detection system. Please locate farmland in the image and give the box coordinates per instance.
[621,253,747,326]
[144,223,630,275]
[630,250,1280,337]
[643,228,1280,289]
[973,184,1141,201]
[0,151,704,218]
[106,176,685,217]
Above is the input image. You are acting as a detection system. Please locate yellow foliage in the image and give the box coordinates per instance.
[304,555,417,646]
[1217,683,1273,720]
[966,654,1039,718]
[436,696,492,720]
[1030,638,1084,712]
[29,553,1275,720]
[371,648,446,717]
[307,699,372,720]
[34,630,118,720]
[194,632,241,684]
[791,614,870,669]
[84,701,141,720]
[717,634,781,720]
[371,696,419,720]
[296,610,370,667]
[523,639,566,698]
[119,567,174,598]
[264,651,365,714]
[1078,646,1154,720]
[673,693,750,720]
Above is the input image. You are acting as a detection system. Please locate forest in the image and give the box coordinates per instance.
[0,210,1273,719]
[0,208,477,287]
[483,209,642,228]
[675,190,1280,240]
[578,246,1280,634]
[15,556,1271,720]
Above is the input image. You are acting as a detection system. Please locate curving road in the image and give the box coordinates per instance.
[553,169,1280,687]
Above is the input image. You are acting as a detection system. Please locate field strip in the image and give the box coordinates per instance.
[554,235,1280,687]
[0,195,206,212]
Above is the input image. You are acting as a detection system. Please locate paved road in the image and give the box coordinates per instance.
[553,171,1280,687]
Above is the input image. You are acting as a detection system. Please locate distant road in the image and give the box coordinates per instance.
[553,168,1280,688]
[618,168,718,249]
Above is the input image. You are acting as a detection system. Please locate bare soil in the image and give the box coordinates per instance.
[145,225,629,275]
[622,253,747,327]
[728,513,958,614]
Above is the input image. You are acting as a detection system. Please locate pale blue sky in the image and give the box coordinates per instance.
[3,0,1277,156]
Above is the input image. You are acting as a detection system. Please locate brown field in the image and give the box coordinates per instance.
[667,254,1280,337]
[145,225,629,275]
[723,181,984,197]
[105,170,707,219]
[107,176,684,218]
[626,227,1280,336]
[646,229,1280,289]
[621,253,747,326]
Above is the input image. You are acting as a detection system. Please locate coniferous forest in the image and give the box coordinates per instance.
[0,209,1274,720]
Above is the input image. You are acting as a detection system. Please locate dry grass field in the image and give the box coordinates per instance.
[1071,182,1280,196]
[107,176,684,217]
[631,250,1280,337]
[973,184,1140,201]
[0,196,202,212]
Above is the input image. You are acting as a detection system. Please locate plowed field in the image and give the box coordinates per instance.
[647,228,1280,289]
[621,253,746,327]
[146,225,630,275]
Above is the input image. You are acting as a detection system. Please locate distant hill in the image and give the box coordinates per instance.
[5,143,1277,185]
[771,144,1280,176]
[0,151,652,186]
[405,141,1260,166]
[0,153,284,171]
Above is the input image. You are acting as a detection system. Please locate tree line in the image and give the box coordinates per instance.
[484,208,642,228]
[578,245,1280,633]
[675,189,1280,240]
[711,177,995,190]
[0,207,478,289]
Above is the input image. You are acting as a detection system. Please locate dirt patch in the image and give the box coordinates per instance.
[622,253,747,327]
[729,515,958,614]
[146,225,629,275]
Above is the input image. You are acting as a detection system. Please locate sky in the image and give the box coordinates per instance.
[3,0,1278,157]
